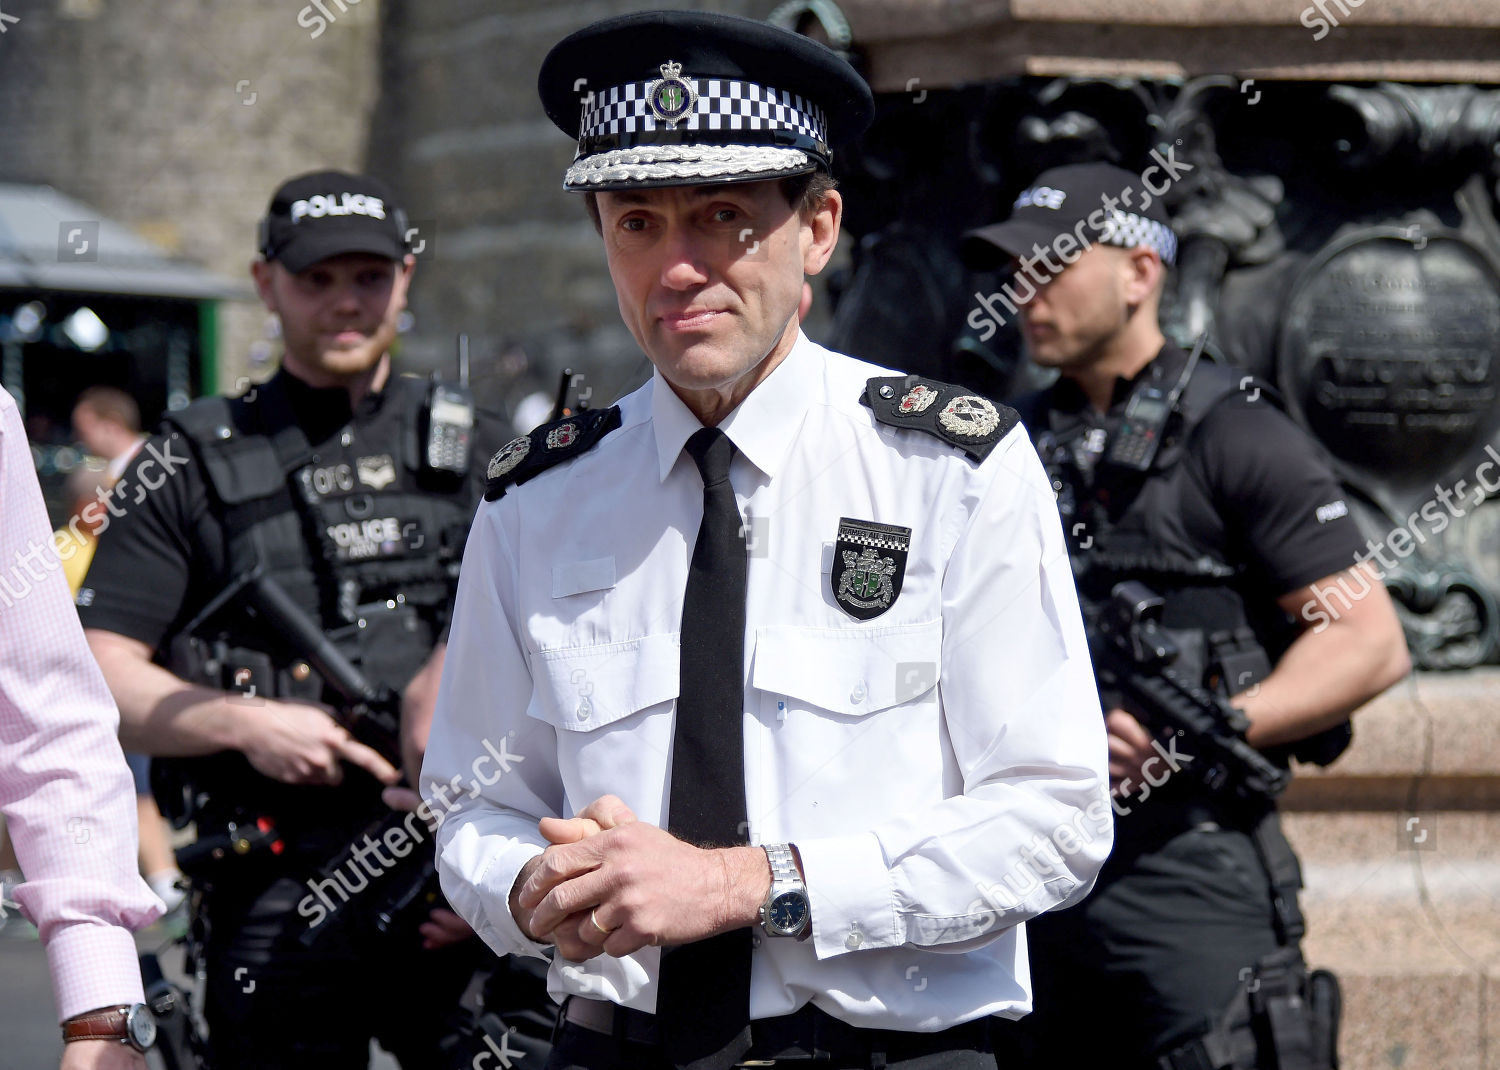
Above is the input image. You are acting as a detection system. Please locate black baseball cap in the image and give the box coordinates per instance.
[538,9,874,192]
[961,162,1178,271]
[258,170,409,272]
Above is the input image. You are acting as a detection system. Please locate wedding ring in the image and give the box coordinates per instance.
[589,909,611,936]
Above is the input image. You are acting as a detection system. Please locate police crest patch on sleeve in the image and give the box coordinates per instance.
[860,376,1017,462]
[484,406,623,502]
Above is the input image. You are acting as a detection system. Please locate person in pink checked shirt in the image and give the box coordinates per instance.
[0,383,164,1069]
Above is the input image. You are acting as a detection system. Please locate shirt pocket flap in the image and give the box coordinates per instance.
[552,557,616,598]
[530,632,680,732]
[752,619,942,717]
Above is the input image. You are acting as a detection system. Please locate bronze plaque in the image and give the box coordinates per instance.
[1278,230,1500,495]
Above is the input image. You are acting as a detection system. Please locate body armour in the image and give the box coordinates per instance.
[1016,345,1350,770]
[157,371,479,847]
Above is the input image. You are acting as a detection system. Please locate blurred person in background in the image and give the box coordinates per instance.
[963,161,1411,1070]
[79,170,548,1069]
[72,387,146,482]
[0,381,165,1069]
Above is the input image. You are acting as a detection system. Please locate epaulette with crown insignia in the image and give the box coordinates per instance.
[860,376,1017,463]
[484,405,622,502]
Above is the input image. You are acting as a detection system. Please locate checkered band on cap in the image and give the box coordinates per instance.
[1099,209,1178,264]
[577,77,829,154]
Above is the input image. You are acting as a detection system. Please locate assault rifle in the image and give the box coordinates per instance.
[237,574,447,946]
[1084,580,1290,804]
[242,573,403,765]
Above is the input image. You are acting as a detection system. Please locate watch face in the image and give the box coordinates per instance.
[125,1005,157,1051]
[768,890,809,935]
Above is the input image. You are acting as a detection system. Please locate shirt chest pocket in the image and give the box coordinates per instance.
[752,618,942,717]
[528,632,681,732]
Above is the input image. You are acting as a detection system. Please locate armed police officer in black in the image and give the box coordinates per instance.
[962,163,1411,1070]
[78,171,537,1069]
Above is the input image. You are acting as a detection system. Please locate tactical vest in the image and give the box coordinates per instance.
[1018,353,1350,769]
[156,372,476,842]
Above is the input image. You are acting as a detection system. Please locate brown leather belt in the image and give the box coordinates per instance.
[562,997,991,1062]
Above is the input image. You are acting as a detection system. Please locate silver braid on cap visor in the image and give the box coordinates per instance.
[566,74,830,187]
[565,144,812,188]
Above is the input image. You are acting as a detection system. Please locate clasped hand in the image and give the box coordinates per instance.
[511,796,766,962]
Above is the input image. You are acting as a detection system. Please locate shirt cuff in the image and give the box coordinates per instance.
[794,831,899,960]
[437,825,552,960]
[45,922,148,1022]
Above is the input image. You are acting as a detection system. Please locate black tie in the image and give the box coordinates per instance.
[657,427,753,1070]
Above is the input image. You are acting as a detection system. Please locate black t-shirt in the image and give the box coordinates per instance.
[1029,343,1366,610]
[79,368,504,653]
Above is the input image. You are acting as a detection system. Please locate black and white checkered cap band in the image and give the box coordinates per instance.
[1098,208,1178,264]
[577,77,829,156]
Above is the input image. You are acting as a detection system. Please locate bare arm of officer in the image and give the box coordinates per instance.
[85,629,399,787]
[1105,561,1411,783]
[1237,561,1411,748]
[399,642,445,787]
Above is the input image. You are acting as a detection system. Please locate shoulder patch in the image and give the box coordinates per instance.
[484,405,623,502]
[860,376,1017,463]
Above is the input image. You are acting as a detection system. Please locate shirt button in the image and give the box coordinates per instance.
[341,430,353,447]
[850,684,865,704]
[845,931,864,950]
[576,699,592,722]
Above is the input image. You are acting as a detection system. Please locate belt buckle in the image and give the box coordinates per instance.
[736,1061,779,1067]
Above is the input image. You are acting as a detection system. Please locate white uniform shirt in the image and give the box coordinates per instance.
[424,333,1110,1030]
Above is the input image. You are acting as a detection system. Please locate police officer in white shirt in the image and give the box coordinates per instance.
[423,11,1112,1070]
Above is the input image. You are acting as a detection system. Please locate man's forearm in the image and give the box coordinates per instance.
[1237,612,1409,748]
[86,630,247,757]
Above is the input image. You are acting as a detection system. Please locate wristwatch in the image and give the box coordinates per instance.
[61,1003,158,1052]
[758,843,811,939]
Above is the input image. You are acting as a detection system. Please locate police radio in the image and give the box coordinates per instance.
[423,333,475,477]
[1104,333,1207,473]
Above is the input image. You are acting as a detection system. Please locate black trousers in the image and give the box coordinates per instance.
[994,823,1284,1070]
[546,1010,995,1070]
[200,867,494,1070]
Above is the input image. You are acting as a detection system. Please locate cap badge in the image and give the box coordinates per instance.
[647,60,696,127]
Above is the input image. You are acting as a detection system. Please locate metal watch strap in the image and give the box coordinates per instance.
[61,1006,131,1043]
[765,843,799,885]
